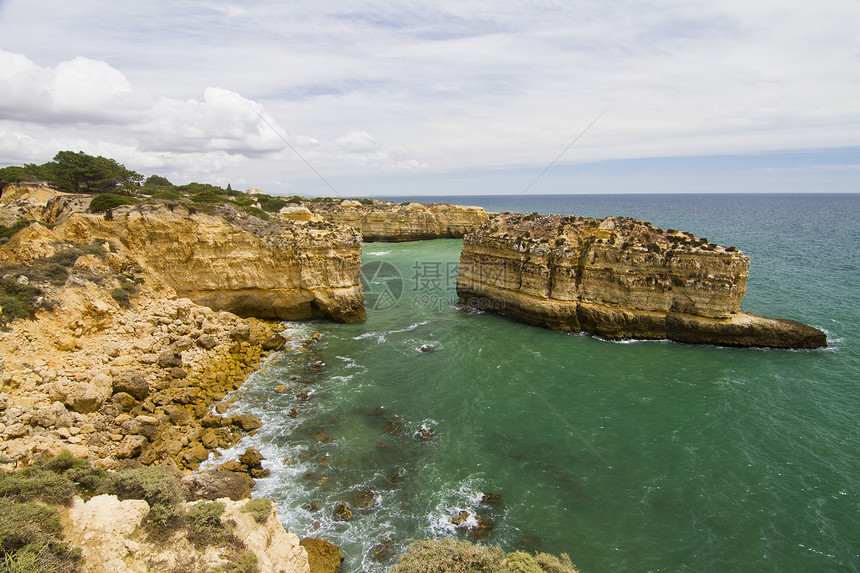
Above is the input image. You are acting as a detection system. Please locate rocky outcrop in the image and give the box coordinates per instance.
[457,213,826,348]
[307,199,490,242]
[0,183,91,226]
[2,201,365,323]
[0,288,290,470]
[62,494,309,573]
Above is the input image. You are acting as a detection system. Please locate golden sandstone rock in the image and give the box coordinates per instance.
[458,213,826,348]
[49,203,363,322]
[307,200,490,241]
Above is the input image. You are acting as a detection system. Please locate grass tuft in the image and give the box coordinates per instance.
[387,539,579,573]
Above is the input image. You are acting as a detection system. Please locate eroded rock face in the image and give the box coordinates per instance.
[6,202,365,323]
[0,183,91,226]
[457,213,826,348]
[63,495,309,573]
[308,200,490,242]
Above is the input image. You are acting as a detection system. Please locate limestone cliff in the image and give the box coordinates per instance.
[457,213,826,348]
[62,494,309,573]
[3,201,365,323]
[0,182,91,226]
[307,199,490,241]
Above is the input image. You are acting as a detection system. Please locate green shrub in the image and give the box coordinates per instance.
[387,539,579,573]
[110,287,130,307]
[258,196,287,213]
[0,283,38,325]
[99,466,185,528]
[240,498,272,523]
[0,499,82,573]
[191,192,224,204]
[388,539,501,573]
[227,550,260,573]
[0,466,77,506]
[88,193,137,213]
[38,263,69,286]
[532,553,578,573]
[151,189,182,200]
[243,206,269,220]
[0,499,62,546]
[0,220,31,243]
[142,175,172,189]
[35,451,107,495]
[187,501,228,548]
[501,551,544,573]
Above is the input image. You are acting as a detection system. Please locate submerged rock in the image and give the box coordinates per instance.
[353,490,377,510]
[416,426,435,440]
[371,537,395,562]
[452,510,495,540]
[332,502,353,522]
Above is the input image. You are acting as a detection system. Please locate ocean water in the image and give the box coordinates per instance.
[213,194,860,572]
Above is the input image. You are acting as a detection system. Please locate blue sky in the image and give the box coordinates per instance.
[0,1,858,196]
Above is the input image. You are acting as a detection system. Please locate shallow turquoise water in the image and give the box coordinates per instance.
[216,194,860,572]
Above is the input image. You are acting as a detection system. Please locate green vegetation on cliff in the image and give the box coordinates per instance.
[387,539,579,573]
[0,241,135,327]
[0,452,267,572]
[0,151,142,194]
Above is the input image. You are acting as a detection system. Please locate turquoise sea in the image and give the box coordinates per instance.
[212,194,860,572]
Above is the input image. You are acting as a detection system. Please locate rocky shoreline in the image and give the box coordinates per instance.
[0,181,827,571]
[0,184,361,572]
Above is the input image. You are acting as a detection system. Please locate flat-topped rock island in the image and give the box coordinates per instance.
[457,212,826,348]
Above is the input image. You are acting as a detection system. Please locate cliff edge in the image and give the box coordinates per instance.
[457,213,826,348]
[1,189,365,323]
[307,199,490,242]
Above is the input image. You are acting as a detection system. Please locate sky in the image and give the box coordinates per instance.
[0,0,858,197]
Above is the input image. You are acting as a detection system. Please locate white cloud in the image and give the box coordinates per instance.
[0,0,858,193]
[0,50,148,123]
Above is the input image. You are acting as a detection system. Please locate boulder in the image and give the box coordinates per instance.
[229,324,251,341]
[182,442,210,466]
[238,447,269,478]
[300,538,344,573]
[232,414,263,431]
[163,405,193,426]
[156,350,182,368]
[112,371,149,401]
[116,435,148,459]
[196,335,218,350]
[65,495,150,572]
[353,490,377,510]
[262,333,287,351]
[112,392,138,412]
[62,382,109,414]
[171,336,194,352]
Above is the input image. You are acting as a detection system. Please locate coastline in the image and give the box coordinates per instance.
[4,182,848,568]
